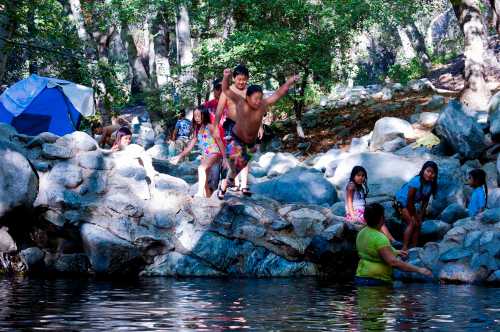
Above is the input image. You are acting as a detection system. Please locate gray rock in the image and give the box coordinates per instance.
[464,230,483,249]
[26,132,60,147]
[489,91,500,138]
[77,151,114,170]
[81,223,142,275]
[440,248,473,262]
[53,253,89,274]
[20,247,46,272]
[154,173,189,193]
[330,152,422,197]
[370,117,414,152]
[487,270,500,283]
[33,161,50,172]
[330,202,346,217]
[0,143,39,218]
[430,158,465,216]
[425,95,446,111]
[146,144,170,160]
[481,162,498,189]
[414,112,440,128]
[48,162,83,189]
[439,203,469,224]
[252,167,338,205]
[381,137,406,152]
[349,135,371,154]
[322,223,345,240]
[0,227,17,253]
[487,188,500,209]
[421,220,451,239]
[57,131,98,152]
[435,100,486,159]
[478,208,500,224]
[42,143,73,159]
[439,262,486,283]
[142,252,223,277]
[266,153,300,177]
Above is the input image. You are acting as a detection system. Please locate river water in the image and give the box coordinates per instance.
[0,276,498,331]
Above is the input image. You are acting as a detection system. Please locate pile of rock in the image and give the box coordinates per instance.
[0,92,498,284]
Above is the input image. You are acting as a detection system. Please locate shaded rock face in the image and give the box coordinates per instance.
[435,100,486,159]
[0,143,39,218]
[252,167,338,205]
[329,152,423,198]
[395,215,500,284]
[489,91,500,140]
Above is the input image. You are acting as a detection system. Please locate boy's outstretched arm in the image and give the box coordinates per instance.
[222,68,244,104]
[264,75,299,106]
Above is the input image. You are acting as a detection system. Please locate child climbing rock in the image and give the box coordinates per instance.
[395,161,439,251]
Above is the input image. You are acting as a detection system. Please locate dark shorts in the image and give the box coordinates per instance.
[355,276,392,287]
[225,130,256,180]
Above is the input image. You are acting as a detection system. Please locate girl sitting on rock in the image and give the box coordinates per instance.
[111,126,132,152]
[171,106,221,197]
[345,166,399,246]
[395,161,439,251]
[467,169,488,217]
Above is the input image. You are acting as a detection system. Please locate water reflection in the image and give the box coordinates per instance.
[0,276,498,331]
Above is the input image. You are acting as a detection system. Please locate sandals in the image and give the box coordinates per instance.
[217,178,235,200]
[240,187,253,197]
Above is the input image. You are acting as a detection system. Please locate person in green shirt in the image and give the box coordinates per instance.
[355,203,432,285]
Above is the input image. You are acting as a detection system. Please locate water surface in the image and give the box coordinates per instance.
[0,277,498,331]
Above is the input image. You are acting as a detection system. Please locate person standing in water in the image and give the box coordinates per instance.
[355,203,432,286]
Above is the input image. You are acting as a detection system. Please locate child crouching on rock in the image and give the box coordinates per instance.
[467,169,488,217]
[345,166,400,247]
[395,161,439,252]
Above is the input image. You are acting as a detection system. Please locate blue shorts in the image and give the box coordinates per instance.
[354,276,392,286]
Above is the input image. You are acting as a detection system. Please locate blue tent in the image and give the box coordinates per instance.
[0,74,94,136]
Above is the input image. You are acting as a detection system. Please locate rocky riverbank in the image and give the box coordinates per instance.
[0,85,499,285]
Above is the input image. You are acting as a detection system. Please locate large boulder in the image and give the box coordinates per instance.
[252,167,338,205]
[435,100,486,159]
[369,117,414,152]
[329,152,423,197]
[0,142,39,218]
[80,223,143,275]
[489,91,500,139]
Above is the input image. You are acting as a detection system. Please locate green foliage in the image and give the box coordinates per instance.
[387,58,426,84]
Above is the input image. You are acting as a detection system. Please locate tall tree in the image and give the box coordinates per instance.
[451,0,492,110]
[175,3,193,83]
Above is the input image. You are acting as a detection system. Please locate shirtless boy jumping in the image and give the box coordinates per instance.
[217,68,299,199]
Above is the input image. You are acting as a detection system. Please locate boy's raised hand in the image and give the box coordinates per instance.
[287,74,300,85]
[223,68,232,77]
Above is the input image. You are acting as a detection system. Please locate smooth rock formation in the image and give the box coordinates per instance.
[0,142,39,218]
[370,117,414,152]
[252,167,338,205]
[435,100,486,159]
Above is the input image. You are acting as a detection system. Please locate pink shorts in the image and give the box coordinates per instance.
[345,208,365,223]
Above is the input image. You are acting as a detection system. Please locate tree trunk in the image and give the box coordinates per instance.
[0,3,18,83]
[152,19,171,88]
[175,4,193,83]
[294,70,309,139]
[121,22,151,95]
[403,22,432,73]
[491,0,500,34]
[452,0,492,110]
